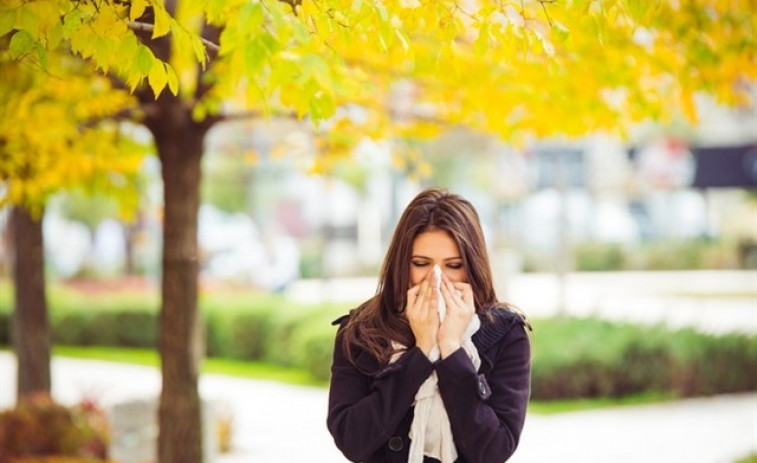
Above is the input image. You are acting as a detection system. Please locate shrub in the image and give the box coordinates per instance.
[530,239,743,272]
[2,281,755,401]
[289,313,341,381]
[530,317,757,400]
[0,394,109,463]
[0,311,10,346]
[573,243,627,271]
[51,311,156,348]
[206,307,276,360]
[668,328,757,396]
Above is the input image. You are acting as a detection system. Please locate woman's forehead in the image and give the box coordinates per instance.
[411,230,460,257]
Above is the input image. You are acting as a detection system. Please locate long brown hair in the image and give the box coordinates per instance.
[340,188,500,371]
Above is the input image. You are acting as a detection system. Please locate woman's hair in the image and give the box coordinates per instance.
[340,187,502,371]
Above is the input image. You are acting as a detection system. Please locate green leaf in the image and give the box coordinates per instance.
[266,0,288,30]
[62,8,84,39]
[308,87,336,121]
[116,33,139,64]
[135,44,154,75]
[0,8,16,38]
[301,53,332,89]
[35,42,48,70]
[16,5,39,37]
[259,32,280,55]
[626,0,646,23]
[291,19,311,44]
[9,30,36,59]
[244,38,268,75]
[47,21,63,49]
[238,2,264,34]
[551,22,570,43]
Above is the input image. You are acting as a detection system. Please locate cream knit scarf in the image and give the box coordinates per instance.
[392,266,481,463]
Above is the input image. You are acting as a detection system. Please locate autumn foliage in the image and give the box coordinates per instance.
[0,394,110,463]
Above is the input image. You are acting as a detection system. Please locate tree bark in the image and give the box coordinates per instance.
[124,219,137,275]
[9,206,51,399]
[145,92,212,463]
[134,4,220,458]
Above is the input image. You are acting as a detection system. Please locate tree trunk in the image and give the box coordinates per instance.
[9,206,50,399]
[124,219,137,275]
[147,96,211,463]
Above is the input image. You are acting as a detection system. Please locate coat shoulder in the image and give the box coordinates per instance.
[474,304,530,352]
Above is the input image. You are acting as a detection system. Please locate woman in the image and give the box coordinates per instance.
[327,188,531,463]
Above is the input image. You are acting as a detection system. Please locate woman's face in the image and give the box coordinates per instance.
[409,229,467,286]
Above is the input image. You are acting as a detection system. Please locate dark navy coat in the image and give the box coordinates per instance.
[327,308,531,463]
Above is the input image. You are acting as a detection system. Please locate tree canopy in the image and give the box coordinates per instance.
[0,48,146,213]
[1,3,754,462]
[2,0,754,155]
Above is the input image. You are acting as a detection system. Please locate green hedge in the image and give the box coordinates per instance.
[0,285,344,384]
[530,317,757,400]
[1,284,756,400]
[570,239,744,272]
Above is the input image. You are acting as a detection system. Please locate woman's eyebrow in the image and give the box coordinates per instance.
[410,255,461,261]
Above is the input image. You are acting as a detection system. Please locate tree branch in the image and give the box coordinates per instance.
[218,109,298,122]
[127,21,221,56]
[195,22,222,101]
[278,0,302,15]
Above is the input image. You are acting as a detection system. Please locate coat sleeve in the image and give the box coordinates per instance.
[435,320,531,463]
[326,327,434,462]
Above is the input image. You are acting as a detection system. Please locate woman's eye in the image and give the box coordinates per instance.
[446,263,463,270]
[412,261,429,267]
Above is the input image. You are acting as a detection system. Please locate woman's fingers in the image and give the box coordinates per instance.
[439,276,457,308]
[408,269,434,314]
[406,284,420,307]
[450,280,474,311]
[440,275,465,309]
[408,270,440,356]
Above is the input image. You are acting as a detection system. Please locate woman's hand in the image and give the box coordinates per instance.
[406,269,440,356]
[438,274,475,358]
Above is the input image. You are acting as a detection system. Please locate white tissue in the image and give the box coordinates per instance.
[433,264,446,321]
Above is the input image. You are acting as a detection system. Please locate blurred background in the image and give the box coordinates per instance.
[1,93,755,463]
[1,1,756,462]
[2,102,756,292]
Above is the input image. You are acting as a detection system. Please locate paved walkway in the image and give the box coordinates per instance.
[1,352,755,463]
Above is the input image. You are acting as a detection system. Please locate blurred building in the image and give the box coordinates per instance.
[2,96,755,283]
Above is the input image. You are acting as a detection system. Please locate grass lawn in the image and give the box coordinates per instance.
[733,453,757,463]
[42,346,679,414]
[52,345,317,386]
[527,391,677,414]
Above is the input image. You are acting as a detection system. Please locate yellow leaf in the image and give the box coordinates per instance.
[680,89,698,124]
[166,63,179,95]
[191,35,206,67]
[130,0,148,21]
[148,59,168,97]
[152,3,171,39]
